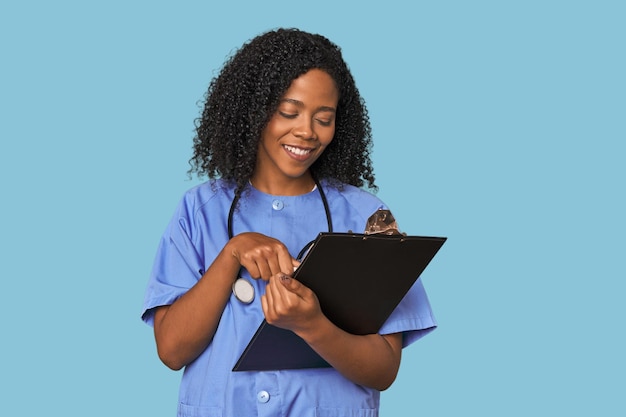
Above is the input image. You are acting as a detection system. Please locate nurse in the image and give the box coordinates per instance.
[142,28,436,416]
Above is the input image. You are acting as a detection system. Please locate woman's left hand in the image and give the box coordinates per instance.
[261,273,322,333]
[261,272,402,391]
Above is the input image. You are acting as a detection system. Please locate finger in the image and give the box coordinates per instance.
[263,276,285,321]
[266,256,284,278]
[253,239,290,277]
[260,293,269,317]
[268,274,294,310]
[263,275,277,309]
[242,263,261,280]
[256,242,291,279]
[238,253,265,280]
[276,247,297,275]
[279,274,304,297]
[271,274,305,314]
[291,259,301,272]
[255,259,274,281]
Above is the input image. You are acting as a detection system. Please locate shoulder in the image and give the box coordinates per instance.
[176,179,235,220]
[164,179,235,242]
[332,182,383,203]
[323,180,387,225]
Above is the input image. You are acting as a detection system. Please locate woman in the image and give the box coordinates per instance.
[142,28,436,416]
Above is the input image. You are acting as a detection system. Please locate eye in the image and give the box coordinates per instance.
[279,111,298,119]
[316,118,333,127]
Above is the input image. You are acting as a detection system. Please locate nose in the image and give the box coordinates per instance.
[292,118,316,140]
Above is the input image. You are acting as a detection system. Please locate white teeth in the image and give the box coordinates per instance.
[284,145,311,156]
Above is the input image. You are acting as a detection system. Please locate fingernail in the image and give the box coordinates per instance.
[280,274,291,282]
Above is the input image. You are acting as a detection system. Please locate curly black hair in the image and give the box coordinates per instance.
[189,28,376,193]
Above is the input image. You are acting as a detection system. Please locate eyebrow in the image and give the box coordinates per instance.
[280,98,336,113]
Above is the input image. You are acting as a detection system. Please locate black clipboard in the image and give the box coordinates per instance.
[232,232,446,371]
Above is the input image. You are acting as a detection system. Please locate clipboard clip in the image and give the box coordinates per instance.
[364,209,406,236]
[302,209,406,261]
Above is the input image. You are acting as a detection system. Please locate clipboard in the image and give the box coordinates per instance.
[232,232,446,371]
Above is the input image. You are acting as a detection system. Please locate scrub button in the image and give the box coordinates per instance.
[272,200,284,210]
[257,390,270,403]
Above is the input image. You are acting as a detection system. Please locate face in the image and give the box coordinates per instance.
[253,69,339,192]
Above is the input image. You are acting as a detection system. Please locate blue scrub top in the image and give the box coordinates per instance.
[142,179,436,417]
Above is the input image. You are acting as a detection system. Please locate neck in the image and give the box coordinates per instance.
[249,172,316,196]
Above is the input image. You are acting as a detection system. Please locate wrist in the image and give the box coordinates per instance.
[294,313,332,346]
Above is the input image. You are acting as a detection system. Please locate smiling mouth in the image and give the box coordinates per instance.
[283,144,313,156]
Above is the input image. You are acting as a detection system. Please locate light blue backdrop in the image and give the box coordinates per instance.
[1,1,624,416]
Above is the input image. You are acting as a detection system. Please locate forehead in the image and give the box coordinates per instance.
[281,69,339,105]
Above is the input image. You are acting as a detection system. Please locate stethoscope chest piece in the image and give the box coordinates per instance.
[232,277,255,304]
[227,177,332,305]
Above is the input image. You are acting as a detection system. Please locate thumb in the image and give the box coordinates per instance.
[278,273,303,294]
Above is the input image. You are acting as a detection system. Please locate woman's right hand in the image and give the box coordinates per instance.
[226,232,298,281]
[154,232,297,370]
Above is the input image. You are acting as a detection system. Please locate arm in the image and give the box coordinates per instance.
[154,233,297,370]
[262,274,403,390]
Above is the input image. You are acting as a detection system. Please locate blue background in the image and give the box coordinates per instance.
[1,1,624,415]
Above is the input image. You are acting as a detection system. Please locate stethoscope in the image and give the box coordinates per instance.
[227,176,333,303]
